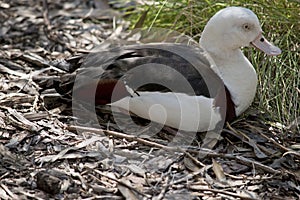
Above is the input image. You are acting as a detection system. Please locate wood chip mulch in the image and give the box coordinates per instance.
[0,0,299,199]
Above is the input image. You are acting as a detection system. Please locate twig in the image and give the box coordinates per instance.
[246,123,288,151]
[224,173,275,181]
[153,176,169,200]
[189,187,259,200]
[68,125,178,152]
[0,183,18,199]
[187,149,281,175]
[68,125,282,175]
[42,0,51,30]
[17,189,45,200]
[226,122,251,140]
[234,155,280,174]
[81,196,123,200]
[183,151,206,167]
[93,169,151,198]
[296,87,300,94]
[246,123,300,159]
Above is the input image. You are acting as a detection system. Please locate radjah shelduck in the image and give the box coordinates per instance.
[58,7,281,132]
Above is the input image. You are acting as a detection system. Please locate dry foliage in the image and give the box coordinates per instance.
[0,0,299,199]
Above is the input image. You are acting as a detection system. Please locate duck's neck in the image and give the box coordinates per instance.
[205,48,258,116]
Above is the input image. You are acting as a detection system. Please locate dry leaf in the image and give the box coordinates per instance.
[212,159,226,182]
[118,184,139,200]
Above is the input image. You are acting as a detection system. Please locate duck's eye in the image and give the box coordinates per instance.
[243,24,251,31]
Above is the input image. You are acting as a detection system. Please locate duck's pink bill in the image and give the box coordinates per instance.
[251,34,281,56]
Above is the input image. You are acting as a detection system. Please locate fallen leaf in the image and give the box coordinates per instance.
[212,159,226,182]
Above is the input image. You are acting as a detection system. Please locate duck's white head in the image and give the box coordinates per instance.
[200,7,281,57]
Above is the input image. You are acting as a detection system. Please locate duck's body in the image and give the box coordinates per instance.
[62,7,281,132]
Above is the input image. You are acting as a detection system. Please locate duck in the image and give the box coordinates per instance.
[58,7,281,132]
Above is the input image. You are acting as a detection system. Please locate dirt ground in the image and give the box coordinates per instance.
[0,0,299,199]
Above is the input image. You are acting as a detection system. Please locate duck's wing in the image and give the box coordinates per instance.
[75,43,223,98]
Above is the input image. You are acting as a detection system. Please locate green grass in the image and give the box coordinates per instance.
[122,0,299,129]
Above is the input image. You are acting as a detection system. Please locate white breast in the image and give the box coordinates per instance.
[208,50,258,116]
